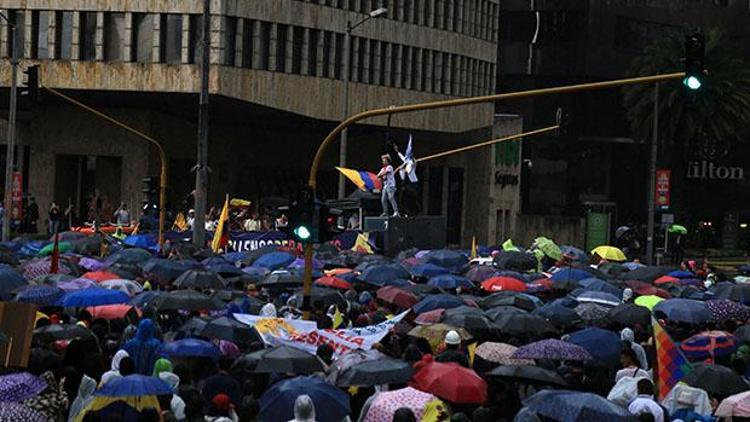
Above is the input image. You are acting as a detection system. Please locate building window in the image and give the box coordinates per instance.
[275,24,288,72]
[241,19,254,68]
[308,29,319,76]
[188,15,203,64]
[411,47,419,90]
[421,48,429,91]
[223,17,237,66]
[379,42,387,85]
[390,44,399,87]
[31,11,50,59]
[423,0,432,26]
[334,33,344,79]
[161,14,183,64]
[322,31,332,77]
[291,26,303,74]
[443,0,451,30]
[259,22,271,70]
[55,11,73,59]
[79,12,97,61]
[356,37,366,82]
[131,14,153,63]
[104,13,125,62]
[5,10,24,59]
[368,39,377,84]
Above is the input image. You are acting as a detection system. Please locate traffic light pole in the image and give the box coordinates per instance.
[301,71,686,320]
[43,87,168,252]
[2,23,17,242]
[646,83,659,265]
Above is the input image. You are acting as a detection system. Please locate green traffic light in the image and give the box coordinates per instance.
[683,76,702,90]
[294,225,311,240]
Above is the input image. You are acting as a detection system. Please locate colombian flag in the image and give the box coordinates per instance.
[336,167,383,192]
[653,317,692,399]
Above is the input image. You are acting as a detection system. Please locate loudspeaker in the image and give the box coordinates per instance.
[385,216,446,255]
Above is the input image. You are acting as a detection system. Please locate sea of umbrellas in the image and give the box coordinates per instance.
[2,232,750,421]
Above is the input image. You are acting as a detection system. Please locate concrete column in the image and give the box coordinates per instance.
[383,42,392,86]
[94,12,103,61]
[285,24,293,73]
[350,36,359,83]
[414,48,423,91]
[362,39,371,84]
[301,27,310,76]
[211,14,222,65]
[23,10,32,59]
[446,0,454,31]
[316,30,325,76]
[151,13,161,63]
[236,19,244,67]
[180,15,190,64]
[123,13,133,62]
[394,44,402,88]
[252,21,261,69]
[268,23,278,71]
[71,11,80,60]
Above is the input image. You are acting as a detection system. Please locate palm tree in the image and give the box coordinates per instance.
[622,28,750,158]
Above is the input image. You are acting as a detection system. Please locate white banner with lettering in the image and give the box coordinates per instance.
[234,311,409,357]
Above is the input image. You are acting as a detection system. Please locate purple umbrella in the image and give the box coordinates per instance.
[0,373,47,402]
[0,402,47,422]
[14,286,65,306]
[512,339,593,361]
[464,265,498,283]
[56,278,97,292]
[706,299,750,322]
[287,257,323,270]
[22,257,73,280]
[78,257,106,272]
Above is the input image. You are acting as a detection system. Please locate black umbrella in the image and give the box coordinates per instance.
[32,324,93,342]
[735,325,750,344]
[254,346,325,374]
[336,358,414,386]
[0,253,19,266]
[479,291,538,312]
[257,270,303,288]
[30,273,73,286]
[211,290,247,303]
[606,303,651,327]
[28,347,62,376]
[107,263,142,279]
[240,246,280,266]
[73,236,102,255]
[493,312,553,337]
[177,317,209,337]
[616,266,672,283]
[201,316,260,344]
[401,284,443,298]
[488,365,567,387]
[174,270,226,289]
[153,290,225,311]
[493,251,537,272]
[168,242,199,259]
[231,349,268,377]
[683,363,749,397]
[441,312,496,340]
[291,287,347,310]
[396,248,419,262]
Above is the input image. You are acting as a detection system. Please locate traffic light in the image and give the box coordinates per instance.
[21,65,40,101]
[141,177,159,215]
[290,186,315,243]
[684,33,705,91]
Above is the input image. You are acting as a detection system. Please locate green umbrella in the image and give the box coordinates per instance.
[668,224,688,235]
[533,237,562,261]
[37,241,72,256]
[502,239,521,252]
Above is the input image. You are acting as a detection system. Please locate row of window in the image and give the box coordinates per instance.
[294,0,498,42]
[2,10,495,96]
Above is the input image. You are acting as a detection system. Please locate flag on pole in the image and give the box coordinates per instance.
[470,236,477,260]
[211,195,230,253]
[397,135,418,183]
[172,212,188,231]
[351,232,375,254]
[332,306,344,329]
[652,317,692,399]
[131,223,140,235]
[50,232,60,274]
[336,167,383,193]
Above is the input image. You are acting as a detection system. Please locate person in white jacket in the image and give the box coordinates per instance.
[289,395,316,422]
[100,350,129,385]
[159,371,186,421]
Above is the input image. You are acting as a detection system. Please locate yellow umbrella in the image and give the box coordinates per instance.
[634,295,663,311]
[591,245,627,262]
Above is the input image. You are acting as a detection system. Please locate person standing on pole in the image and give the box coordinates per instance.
[377,154,399,217]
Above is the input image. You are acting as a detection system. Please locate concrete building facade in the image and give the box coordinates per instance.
[0,0,499,245]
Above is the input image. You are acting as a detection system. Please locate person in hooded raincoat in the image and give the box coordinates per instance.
[68,375,96,422]
[122,318,163,375]
[159,371,187,421]
[100,349,129,385]
[289,395,316,422]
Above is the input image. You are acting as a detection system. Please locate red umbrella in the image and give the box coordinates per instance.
[411,360,487,404]
[654,275,679,285]
[481,277,528,293]
[82,271,120,283]
[314,276,352,290]
[86,304,141,320]
[377,286,419,308]
[415,308,444,324]
[624,280,671,298]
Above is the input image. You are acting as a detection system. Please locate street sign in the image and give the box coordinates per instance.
[655,169,671,209]
[661,213,674,225]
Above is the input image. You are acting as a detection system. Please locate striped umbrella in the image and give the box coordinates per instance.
[680,330,737,361]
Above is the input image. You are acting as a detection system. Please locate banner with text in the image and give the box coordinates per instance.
[234,311,408,357]
[164,230,361,252]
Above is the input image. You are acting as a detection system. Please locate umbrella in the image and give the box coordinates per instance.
[716,391,750,418]
[160,338,220,358]
[0,372,47,402]
[441,312,496,340]
[427,274,473,289]
[14,285,65,305]
[634,294,664,311]
[22,257,76,280]
[464,265,497,283]
[668,224,688,235]
[37,241,72,256]
[337,358,414,387]
[474,342,534,366]
[532,237,562,261]
[654,299,713,324]
[534,301,581,327]
[290,287,346,310]
[359,264,411,286]
[82,271,120,282]
[332,349,388,374]
[200,316,259,344]
[174,269,225,290]
[568,327,622,367]
[479,291,539,312]
[576,291,621,307]
[574,302,611,322]
[414,309,445,324]
[493,251,537,272]
[257,270,303,288]
[411,360,487,404]
[255,346,325,374]
[78,257,105,272]
[712,283,750,304]
[105,248,153,265]
[287,256,324,270]
[579,278,623,297]
[412,294,466,314]
[623,280,671,298]
[654,275,680,285]
[377,286,419,309]
[607,303,651,327]
[488,365,566,387]
[177,317,209,337]
[123,234,158,250]
[493,312,553,337]
[95,374,173,397]
[683,363,749,397]
[59,288,130,307]
[361,387,436,422]
[259,376,350,422]
[0,402,46,422]
[207,264,244,278]
[0,268,27,296]
[409,263,449,278]
[408,324,472,351]
[561,245,588,263]
[551,268,592,283]
[100,279,143,296]
[481,276,528,293]
[513,339,593,361]
[591,246,627,262]
[421,249,467,269]
[151,290,225,311]
[681,331,737,361]
[523,389,634,421]
[29,273,73,287]
[252,251,295,270]
[87,304,140,320]
[314,276,352,290]
[141,258,195,282]
[706,299,750,322]
[32,323,93,341]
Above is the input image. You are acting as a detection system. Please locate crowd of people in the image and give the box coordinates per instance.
[3,232,750,422]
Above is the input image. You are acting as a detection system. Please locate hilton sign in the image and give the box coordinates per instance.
[687,160,745,181]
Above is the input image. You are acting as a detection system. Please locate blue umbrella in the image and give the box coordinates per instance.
[222,252,246,264]
[288,257,324,270]
[130,291,163,308]
[0,269,27,298]
[412,294,466,314]
[106,248,153,265]
[578,278,623,297]
[94,374,173,397]
[428,274,473,289]
[654,299,714,324]
[359,264,411,286]
[14,286,65,306]
[576,290,621,307]
[201,256,227,267]
[123,234,158,250]
[533,300,581,326]
[59,288,130,307]
[409,263,449,278]
[259,376,350,422]
[568,327,622,367]
[253,252,295,270]
[141,258,200,282]
[207,264,244,277]
[523,389,634,421]
[668,270,695,279]
[551,268,592,283]
[421,249,467,269]
[561,246,588,263]
[160,338,220,358]
[240,266,268,282]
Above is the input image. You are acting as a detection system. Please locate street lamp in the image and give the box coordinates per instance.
[337,7,387,199]
[0,13,18,242]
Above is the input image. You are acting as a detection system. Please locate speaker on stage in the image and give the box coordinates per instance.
[385,216,446,255]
